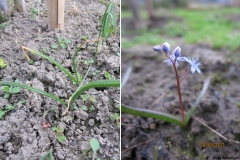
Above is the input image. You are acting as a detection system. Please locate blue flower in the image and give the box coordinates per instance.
[163,46,186,67]
[162,42,170,53]
[173,46,181,57]
[184,57,202,73]
[153,45,161,52]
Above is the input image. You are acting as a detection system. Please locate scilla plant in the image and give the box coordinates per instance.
[121,42,210,128]
[0,39,120,115]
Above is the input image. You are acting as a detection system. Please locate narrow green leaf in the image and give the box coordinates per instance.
[121,104,185,127]
[184,76,211,124]
[0,82,67,106]
[102,14,111,38]
[106,1,114,13]
[24,49,77,84]
[108,12,117,33]
[69,80,120,108]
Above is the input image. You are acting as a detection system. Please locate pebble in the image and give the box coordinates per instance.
[88,119,95,126]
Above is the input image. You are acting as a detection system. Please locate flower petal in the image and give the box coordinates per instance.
[196,67,201,73]
[191,67,196,73]
[162,42,170,53]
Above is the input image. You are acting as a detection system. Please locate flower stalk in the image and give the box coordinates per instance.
[166,54,185,124]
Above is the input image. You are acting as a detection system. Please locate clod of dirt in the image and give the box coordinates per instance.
[74,109,88,120]
[200,98,219,113]
[0,97,8,109]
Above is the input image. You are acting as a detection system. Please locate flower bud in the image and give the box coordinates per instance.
[173,46,181,57]
[162,42,170,53]
[153,45,161,52]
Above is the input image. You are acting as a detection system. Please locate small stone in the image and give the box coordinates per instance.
[74,109,88,120]
[0,98,8,109]
[32,78,44,91]
[88,119,95,126]
[56,150,65,160]
[149,123,156,130]
[80,141,91,151]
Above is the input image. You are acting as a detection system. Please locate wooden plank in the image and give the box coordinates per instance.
[14,0,26,12]
[58,0,65,30]
[47,0,65,31]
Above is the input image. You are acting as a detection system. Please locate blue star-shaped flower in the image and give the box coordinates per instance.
[184,57,202,73]
[163,46,186,67]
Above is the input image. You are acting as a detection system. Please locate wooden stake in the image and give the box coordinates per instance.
[47,0,65,31]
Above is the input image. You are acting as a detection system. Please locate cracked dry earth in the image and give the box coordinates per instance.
[121,45,240,160]
[0,0,120,159]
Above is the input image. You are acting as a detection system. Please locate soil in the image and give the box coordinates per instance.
[121,43,240,159]
[0,0,120,160]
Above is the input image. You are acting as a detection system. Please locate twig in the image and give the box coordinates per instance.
[122,133,159,154]
[41,136,57,153]
[149,89,170,110]
[192,116,240,144]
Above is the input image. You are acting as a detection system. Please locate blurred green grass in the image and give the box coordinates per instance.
[122,8,240,51]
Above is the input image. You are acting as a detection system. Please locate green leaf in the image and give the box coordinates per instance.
[80,106,87,111]
[51,127,57,131]
[73,106,78,110]
[58,37,63,43]
[81,95,89,101]
[0,81,67,106]
[60,43,66,49]
[102,13,111,38]
[4,93,9,99]
[40,147,53,160]
[52,44,59,49]
[90,138,100,152]
[57,135,66,143]
[0,110,7,119]
[184,76,211,124]
[84,59,94,65]
[121,104,184,127]
[5,104,16,111]
[69,80,120,108]
[18,100,26,104]
[2,86,9,92]
[22,48,77,84]
[9,87,20,93]
[0,58,7,68]
[0,104,16,119]
[64,39,71,44]
[29,59,34,64]
[108,12,117,34]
